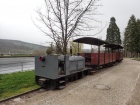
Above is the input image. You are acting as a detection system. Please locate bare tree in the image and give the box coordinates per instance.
[34,0,102,54]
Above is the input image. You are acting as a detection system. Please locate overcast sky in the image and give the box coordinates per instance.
[0,0,140,46]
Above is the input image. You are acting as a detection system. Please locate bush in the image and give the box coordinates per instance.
[46,47,54,55]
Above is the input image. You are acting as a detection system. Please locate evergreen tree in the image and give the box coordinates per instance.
[123,15,137,52]
[106,17,121,45]
[136,19,140,53]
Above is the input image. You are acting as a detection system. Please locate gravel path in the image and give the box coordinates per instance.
[2,58,140,105]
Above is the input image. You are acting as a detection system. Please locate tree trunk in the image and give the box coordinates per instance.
[63,41,67,55]
[136,52,138,58]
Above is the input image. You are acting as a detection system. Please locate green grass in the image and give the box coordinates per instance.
[132,58,140,61]
[0,71,39,100]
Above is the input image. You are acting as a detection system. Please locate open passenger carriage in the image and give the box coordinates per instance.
[73,37,123,68]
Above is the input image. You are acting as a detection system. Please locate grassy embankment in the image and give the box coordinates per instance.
[0,71,39,100]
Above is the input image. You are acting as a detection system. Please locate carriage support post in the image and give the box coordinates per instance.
[98,45,100,67]
[78,43,79,56]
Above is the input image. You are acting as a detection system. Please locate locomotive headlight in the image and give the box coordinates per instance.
[39,56,45,61]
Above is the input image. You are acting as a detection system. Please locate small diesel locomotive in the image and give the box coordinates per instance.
[35,37,123,89]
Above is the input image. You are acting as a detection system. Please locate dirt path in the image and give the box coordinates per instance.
[4,58,140,105]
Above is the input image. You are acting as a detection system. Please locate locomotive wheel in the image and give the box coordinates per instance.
[68,76,73,82]
[77,72,82,79]
[73,75,78,81]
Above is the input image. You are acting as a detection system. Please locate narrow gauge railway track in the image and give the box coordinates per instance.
[0,87,43,104]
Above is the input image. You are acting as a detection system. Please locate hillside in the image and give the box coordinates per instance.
[0,39,47,54]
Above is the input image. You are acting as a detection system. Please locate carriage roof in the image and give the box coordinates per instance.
[73,37,108,46]
[73,37,123,49]
[104,44,123,49]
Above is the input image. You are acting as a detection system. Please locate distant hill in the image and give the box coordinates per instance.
[0,39,47,54]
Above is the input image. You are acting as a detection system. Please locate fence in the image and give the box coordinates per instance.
[123,51,140,58]
[0,61,34,74]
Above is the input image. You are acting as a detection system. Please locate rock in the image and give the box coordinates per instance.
[39,89,46,92]
[13,97,21,102]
